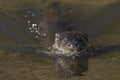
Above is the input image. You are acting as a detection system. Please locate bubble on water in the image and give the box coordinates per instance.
[43,33,47,36]
[28,21,30,23]
[34,24,37,26]
[29,27,32,30]
[25,9,47,42]
[32,24,37,28]
[25,15,27,18]
[36,36,38,38]
[35,30,39,33]
[32,24,35,27]
[30,30,33,32]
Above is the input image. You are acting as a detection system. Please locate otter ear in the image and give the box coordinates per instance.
[84,33,88,41]
[55,33,60,39]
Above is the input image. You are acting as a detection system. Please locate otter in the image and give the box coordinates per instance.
[45,31,89,77]
[50,31,88,55]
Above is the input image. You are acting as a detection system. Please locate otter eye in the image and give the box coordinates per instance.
[68,44,73,49]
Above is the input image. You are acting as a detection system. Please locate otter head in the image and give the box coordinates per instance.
[54,31,88,53]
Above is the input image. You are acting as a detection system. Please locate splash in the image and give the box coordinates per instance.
[23,9,47,41]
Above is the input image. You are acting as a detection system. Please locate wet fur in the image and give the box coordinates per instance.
[50,31,88,54]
